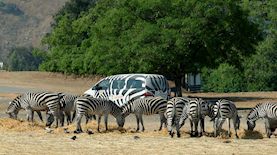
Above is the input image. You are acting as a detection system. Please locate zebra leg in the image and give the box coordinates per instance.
[92,115,96,120]
[190,119,194,137]
[217,118,225,137]
[72,110,76,122]
[26,109,34,122]
[227,118,231,137]
[85,114,90,124]
[199,118,204,137]
[36,111,44,122]
[214,118,218,137]
[176,120,181,138]
[159,113,165,131]
[74,114,83,133]
[135,114,140,131]
[139,114,145,132]
[194,120,199,137]
[104,114,108,131]
[167,116,174,137]
[233,117,239,138]
[60,111,65,127]
[265,119,271,138]
[97,115,102,132]
[65,111,71,125]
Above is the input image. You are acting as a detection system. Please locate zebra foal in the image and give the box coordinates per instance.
[247,102,277,138]
[211,99,240,138]
[74,96,125,133]
[166,97,189,138]
[121,97,167,132]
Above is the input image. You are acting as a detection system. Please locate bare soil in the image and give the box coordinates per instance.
[1,71,277,155]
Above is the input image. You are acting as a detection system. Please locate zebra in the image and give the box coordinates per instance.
[247,102,277,138]
[46,93,97,127]
[187,98,207,137]
[74,96,125,133]
[121,97,167,132]
[211,99,240,138]
[166,97,189,137]
[6,92,63,127]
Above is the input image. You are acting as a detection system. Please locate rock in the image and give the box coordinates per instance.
[134,136,140,140]
[87,129,94,135]
[71,136,77,140]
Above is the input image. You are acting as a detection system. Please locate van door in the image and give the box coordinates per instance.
[110,79,126,105]
[146,76,169,99]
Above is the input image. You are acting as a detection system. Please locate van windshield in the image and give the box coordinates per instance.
[127,79,143,89]
[112,80,125,89]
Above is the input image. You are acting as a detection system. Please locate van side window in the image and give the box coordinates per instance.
[112,80,125,89]
[94,80,109,90]
[127,79,143,89]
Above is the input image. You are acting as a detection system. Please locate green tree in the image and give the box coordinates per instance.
[241,0,277,91]
[7,47,44,71]
[42,0,262,96]
[202,63,244,92]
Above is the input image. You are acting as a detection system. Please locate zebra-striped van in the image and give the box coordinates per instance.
[84,74,170,106]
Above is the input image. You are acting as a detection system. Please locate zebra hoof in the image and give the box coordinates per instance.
[74,129,83,134]
[169,132,175,138]
[177,133,181,138]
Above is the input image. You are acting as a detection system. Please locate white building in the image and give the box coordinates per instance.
[184,73,201,91]
[0,62,3,69]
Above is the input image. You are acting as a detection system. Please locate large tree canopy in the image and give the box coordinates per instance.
[41,0,261,96]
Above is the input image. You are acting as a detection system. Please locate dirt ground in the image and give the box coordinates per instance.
[1,71,277,155]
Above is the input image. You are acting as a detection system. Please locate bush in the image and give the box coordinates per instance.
[201,63,244,92]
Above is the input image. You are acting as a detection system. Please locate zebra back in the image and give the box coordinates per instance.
[188,98,205,120]
[166,97,189,129]
[248,102,277,122]
[122,97,167,116]
[211,99,237,121]
[75,96,124,127]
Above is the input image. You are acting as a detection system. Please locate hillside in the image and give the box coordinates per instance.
[0,0,67,61]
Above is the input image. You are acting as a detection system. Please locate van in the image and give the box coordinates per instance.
[84,74,170,106]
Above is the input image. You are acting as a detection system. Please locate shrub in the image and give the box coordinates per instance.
[201,63,244,92]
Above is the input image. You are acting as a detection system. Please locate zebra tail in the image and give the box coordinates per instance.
[210,102,220,122]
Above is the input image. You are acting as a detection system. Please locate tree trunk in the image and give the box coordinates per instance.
[174,77,182,97]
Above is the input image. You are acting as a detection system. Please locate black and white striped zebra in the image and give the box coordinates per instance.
[247,102,277,138]
[6,92,63,127]
[121,97,167,132]
[59,93,79,125]
[187,98,207,137]
[46,93,97,126]
[74,96,125,133]
[166,97,189,137]
[211,99,240,138]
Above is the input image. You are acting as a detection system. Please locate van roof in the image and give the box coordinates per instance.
[103,74,166,79]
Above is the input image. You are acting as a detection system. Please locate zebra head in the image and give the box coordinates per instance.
[247,111,256,131]
[45,112,55,127]
[121,101,133,118]
[247,104,262,131]
[247,119,256,131]
[116,114,125,128]
[6,101,20,119]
